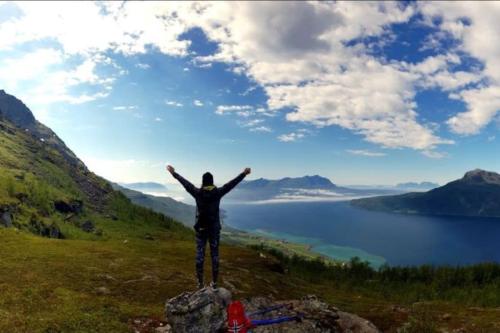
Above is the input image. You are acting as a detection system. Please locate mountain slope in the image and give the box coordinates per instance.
[352,169,500,218]
[0,90,189,238]
[112,183,196,227]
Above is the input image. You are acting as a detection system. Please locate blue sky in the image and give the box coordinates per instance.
[1,2,500,186]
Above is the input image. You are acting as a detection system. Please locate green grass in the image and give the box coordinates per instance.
[0,227,309,332]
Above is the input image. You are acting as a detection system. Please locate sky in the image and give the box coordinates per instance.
[1,1,500,186]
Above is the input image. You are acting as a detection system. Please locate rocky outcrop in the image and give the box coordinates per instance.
[337,311,381,333]
[241,295,380,333]
[242,295,339,333]
[80,220,95,233]
[0,207,13,227]
[54,200,83,214]
[165,287,231,333]
[29,217,64,239]
[0,89,36,129]
[162,288,380,333]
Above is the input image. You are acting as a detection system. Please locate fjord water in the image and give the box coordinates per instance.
[223,201,500,268]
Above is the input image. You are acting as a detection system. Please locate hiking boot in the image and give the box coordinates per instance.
[197,281,204,290]
[210,282,218,290]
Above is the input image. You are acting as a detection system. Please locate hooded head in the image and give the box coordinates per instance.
[202,172,214,187]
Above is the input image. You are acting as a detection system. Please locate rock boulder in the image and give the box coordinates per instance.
[0,208,13,227]
[165,287,232,333]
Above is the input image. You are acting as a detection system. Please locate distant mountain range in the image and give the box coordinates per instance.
[228,175,398,202]
[395,181,439,191]
[352,169,500,218]
[238,175,339,190]
[120,182,168,192]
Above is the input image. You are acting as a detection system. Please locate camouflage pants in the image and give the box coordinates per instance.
[195,228,220,285]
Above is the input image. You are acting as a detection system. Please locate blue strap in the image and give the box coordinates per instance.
[251,316,298,326]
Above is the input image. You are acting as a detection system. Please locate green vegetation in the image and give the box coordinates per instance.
[250,244,500,332]
[254,245,500,307]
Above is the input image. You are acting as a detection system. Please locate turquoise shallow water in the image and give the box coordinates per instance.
[223,201,500,267]
[252,229,386,268]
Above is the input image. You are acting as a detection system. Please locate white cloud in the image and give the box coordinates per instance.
[0,2,190,56]
[255,107,276,117]
[136,63,150,69]
[113,105,137,111]
[419,2,500,135]
[421,150,448,159]
[0,48,62,84]
[0,3,424,148]
[278,132,305,142]
[165,100,183,107]
[346,149,386,157]
[239,118,264,128]
[0,2,191,109]
[154,117,163,122]
[215,105,253,115]
[193,99,203,107]
[190,2,452,152]
[447,87,500,135]
[0,49,118,108]
[249,126,272,133]
[237,118,272,133]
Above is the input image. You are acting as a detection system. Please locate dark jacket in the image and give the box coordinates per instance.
[172,171,246,231]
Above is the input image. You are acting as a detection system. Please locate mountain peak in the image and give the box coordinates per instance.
[462,169,500,185]
[0,90,36,128]
[240,175,336,190]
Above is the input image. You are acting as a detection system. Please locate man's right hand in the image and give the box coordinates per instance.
[243,167,251,175]
[167,165,175,174]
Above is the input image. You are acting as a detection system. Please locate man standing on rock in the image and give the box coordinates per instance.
[167,165,251,289]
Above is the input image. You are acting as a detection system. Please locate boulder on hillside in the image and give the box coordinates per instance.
[337,311,381,333]
[29,217,64,239]
[54,199,83,214]
[0,207,13,227]
[80,220,95,233]
[165,287,232,333]
[163,290,380,333]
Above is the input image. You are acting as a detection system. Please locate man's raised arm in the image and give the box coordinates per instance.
[166,165,198,197]
[220,168,251,197]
